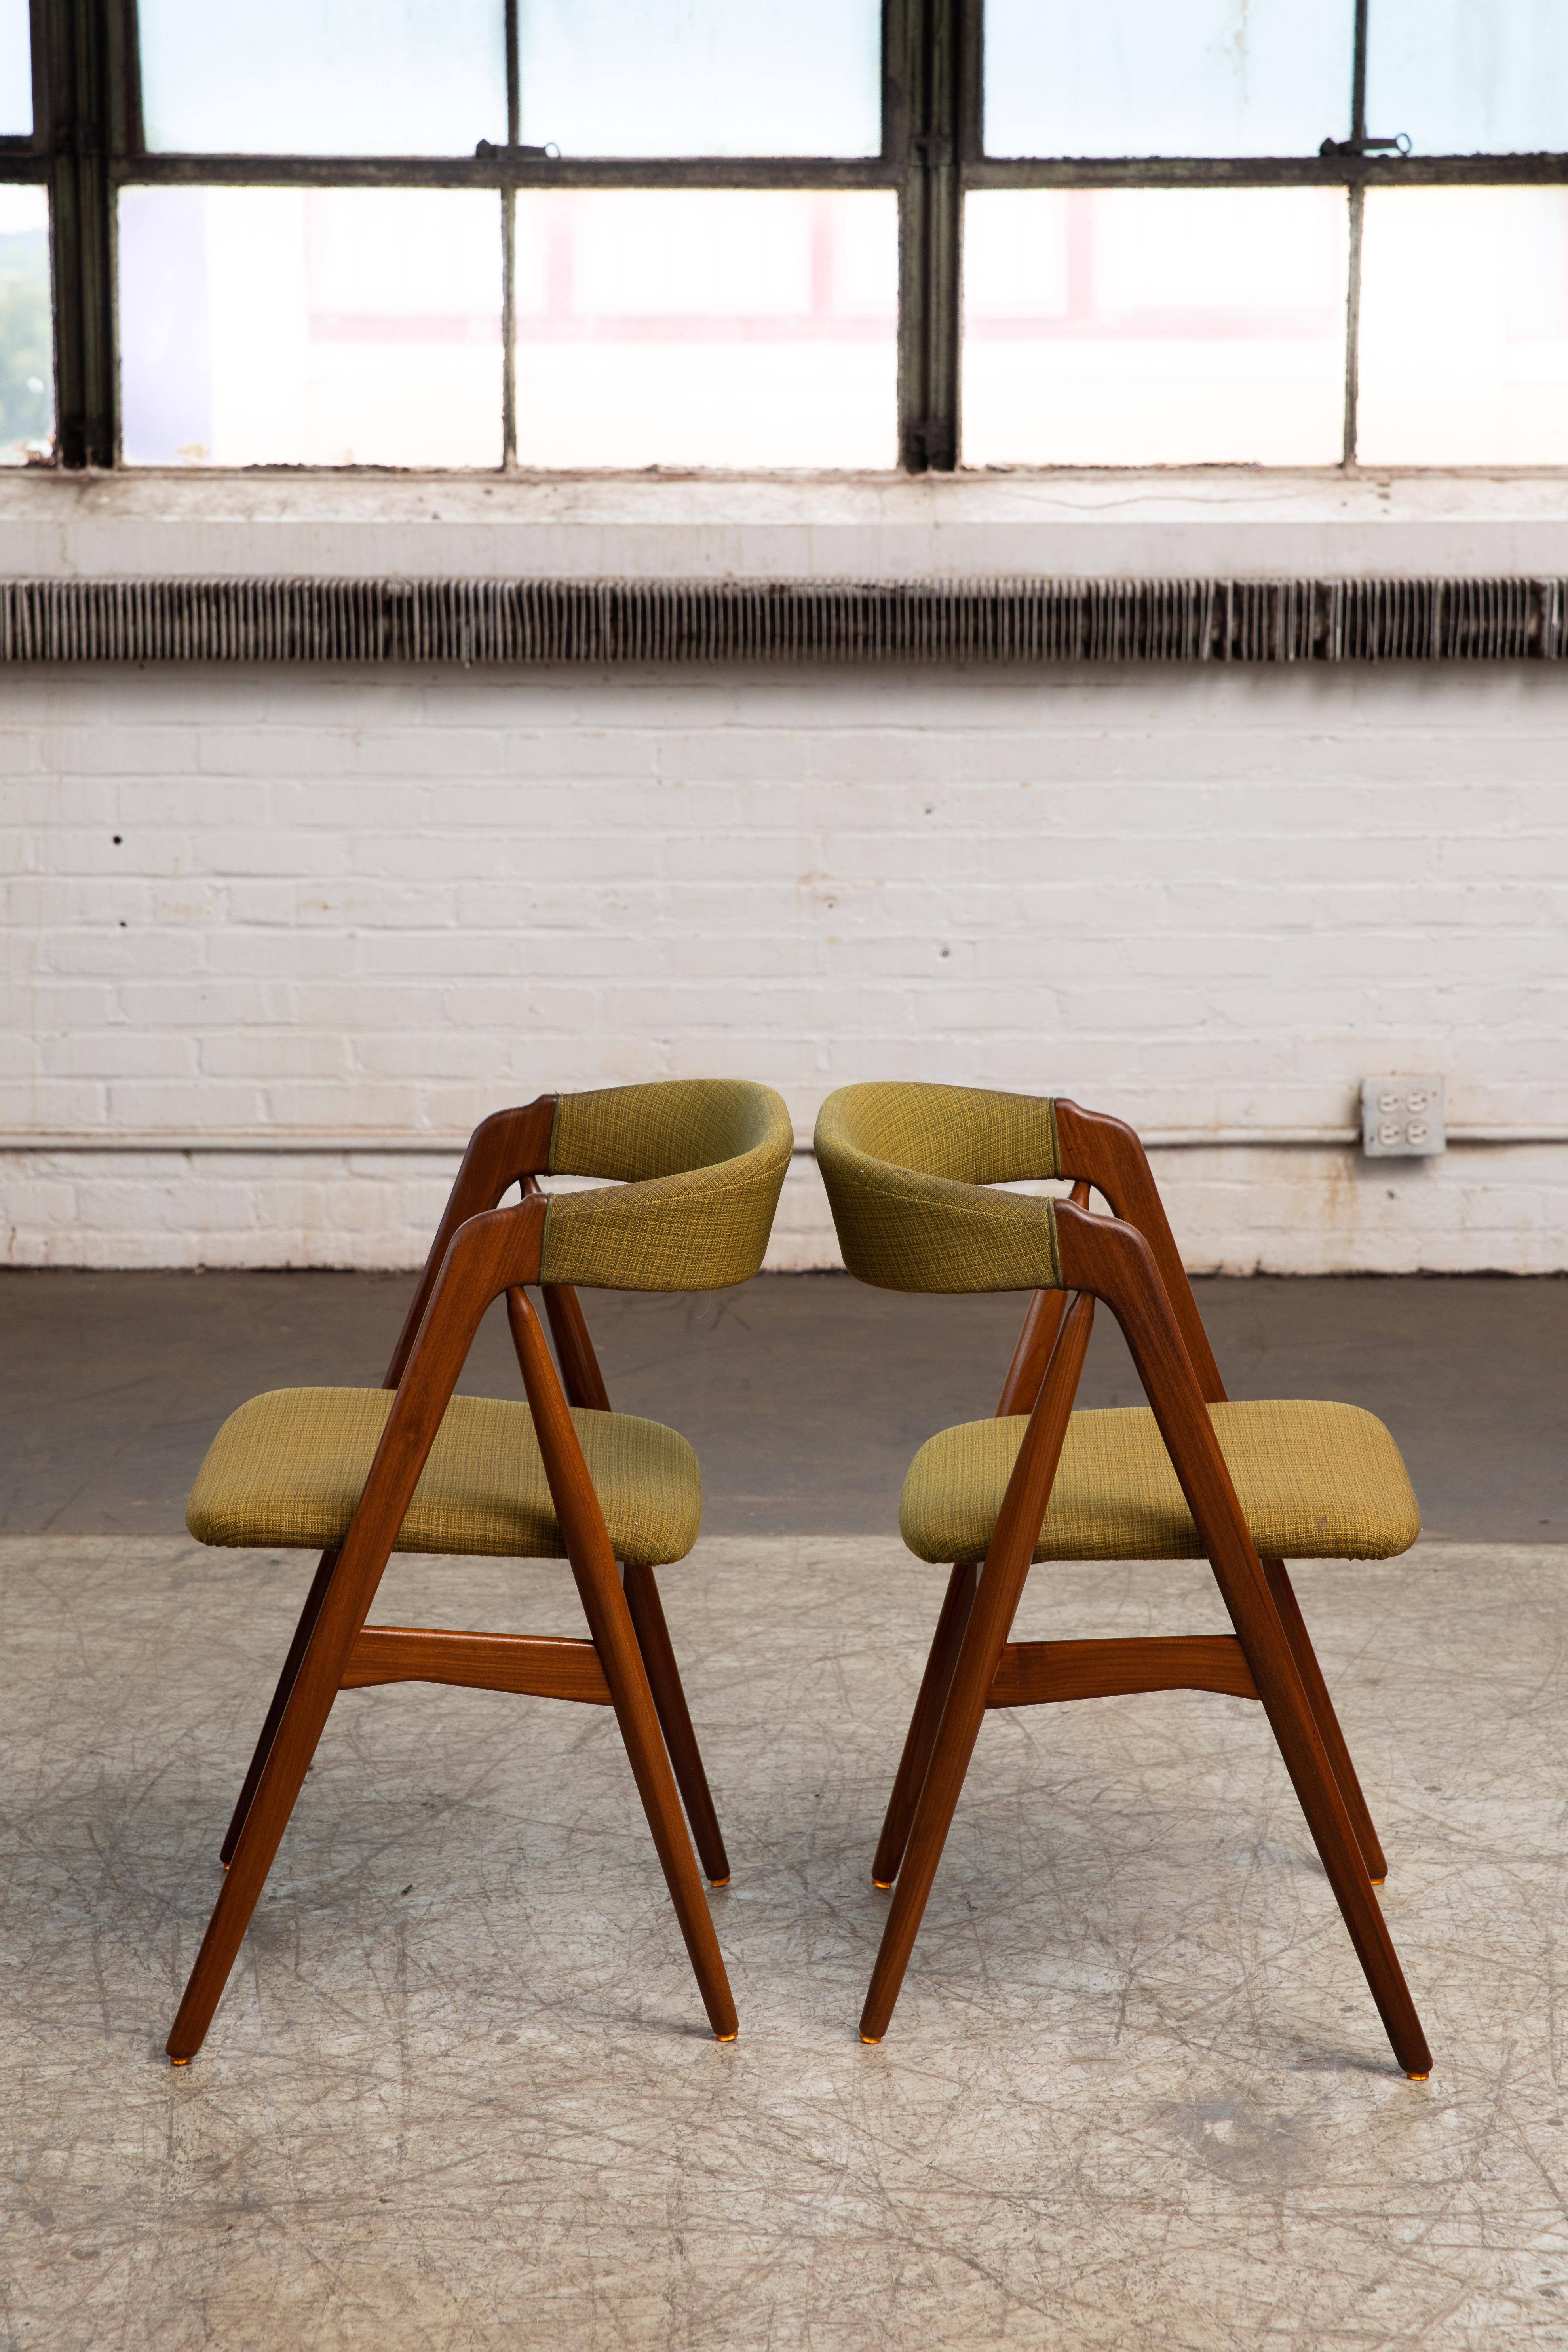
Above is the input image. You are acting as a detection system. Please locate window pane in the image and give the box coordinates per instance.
[985,0,1353,159]
[118,188,502,467]
[962,190,1348,466]
[1358,189,1568,464]
[1365,0,1568,156]
[0,186,51,463]
[139,0,506,156]
[514,191,897,466]
[518,0,881,158]
[0,0,31,137]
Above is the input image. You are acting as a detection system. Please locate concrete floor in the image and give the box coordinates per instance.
[6,1533,1568,2350]
[2,1268,1565,1542]
[3,1270,1566,2346]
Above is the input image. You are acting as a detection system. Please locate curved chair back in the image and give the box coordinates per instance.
[815,1081,1062,1294]
[542,1078,793,1292]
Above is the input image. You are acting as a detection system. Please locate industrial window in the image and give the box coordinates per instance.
[1,1,1565,473]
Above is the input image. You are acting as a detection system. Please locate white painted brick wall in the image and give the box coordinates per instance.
[3,652,1565,1272]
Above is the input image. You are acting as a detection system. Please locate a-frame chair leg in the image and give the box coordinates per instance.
[576,1558,738,2038]
[871,1561,977,1890]
[860,1531,1055,2042]
[169,1548,373,2060]
[220,1546,338,1867]
[532,1275,733,1892]
[872,1228,1091,1896]
[1261,1553,1388,1884]
[1219,1563,1426,2072]
[1052,1200,1430,2078]
[1049,1117,1394,1888]
[860,1295,1097,2043]
[623,1559,731,1887]
[509,1288,737,2040]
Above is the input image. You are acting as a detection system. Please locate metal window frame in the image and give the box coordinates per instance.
[1,0,1566,475]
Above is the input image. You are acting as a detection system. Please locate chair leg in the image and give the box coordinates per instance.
[1226,1571,1430,2077]
[584,1567,738,2040]
[1261,1555,1388,1884]
[220,1547,338,1867]
[622,1559,730,1887]
[871,1562,979,1889]
[167,1567,361,2061]
[507,1281,736,2039]
[859,1540,1030,2042]
[860,1289,1097,2044]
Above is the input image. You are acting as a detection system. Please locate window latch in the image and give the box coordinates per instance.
[475,139,560,160]
[1319,134,1412,158]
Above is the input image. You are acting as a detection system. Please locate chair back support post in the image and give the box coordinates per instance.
[540,1284,613,1412]
[384,1095,559,1389]
[995,1180,1092,1417]
[167,1193,550,2062]
[1052,1101,1226,1403]
[1052,1198,1432,2077]
[512,1170,616,1413]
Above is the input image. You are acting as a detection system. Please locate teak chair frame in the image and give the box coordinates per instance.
[168,1095,737,2063]
[862,1100,1431,2080]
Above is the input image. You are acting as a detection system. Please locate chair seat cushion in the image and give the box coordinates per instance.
[186,1388,702,1568]
[900,1399,1420,1566]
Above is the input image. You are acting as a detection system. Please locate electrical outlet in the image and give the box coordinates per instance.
[1360,1076,1446,1157]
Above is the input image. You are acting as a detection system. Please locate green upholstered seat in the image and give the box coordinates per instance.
[901,1398,1421,1567]
[187,1387,702,1569]
[542,1078,794,1292]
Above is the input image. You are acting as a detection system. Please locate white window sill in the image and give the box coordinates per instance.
[3,466,1568,583]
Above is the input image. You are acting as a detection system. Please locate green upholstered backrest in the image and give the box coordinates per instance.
[814,1082,1062,1295]
[540,1079,793,1292]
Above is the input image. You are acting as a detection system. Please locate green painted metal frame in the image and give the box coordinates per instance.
[2,0,1566,476]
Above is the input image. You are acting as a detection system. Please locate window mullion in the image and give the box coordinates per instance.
[44,0,120,466]
[1340,0,1368,465]
[501,0,517,466]
[897,0,961,472]
[502,188,516,468]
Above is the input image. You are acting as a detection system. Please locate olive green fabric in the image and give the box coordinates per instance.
[186,1386,702,1568]
[815,1083,1061,1294]
[542,1078,793,1293]
[901,1399,1421,1566]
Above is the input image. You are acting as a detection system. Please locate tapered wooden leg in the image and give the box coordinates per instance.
[622,1559,730,1887]
[578,1560,738,2040]
[219,1547,338,1867]
[860,1540,1033,2042]
[872,1562,979,1888]
[507,1283,736,2039]
[168,1565,364,2061]
[860,1293,1097,2044]
[1261,1555,1388,1884]
[1220,1565,1430,2077]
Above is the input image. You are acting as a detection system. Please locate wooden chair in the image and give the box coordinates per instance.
[167,1078,793,2062]
[815,1082,1433,2078]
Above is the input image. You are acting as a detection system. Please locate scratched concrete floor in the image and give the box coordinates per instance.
[5,1532,1568,2350]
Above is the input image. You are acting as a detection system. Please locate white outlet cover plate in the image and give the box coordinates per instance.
[1361,1075,1446,1158]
